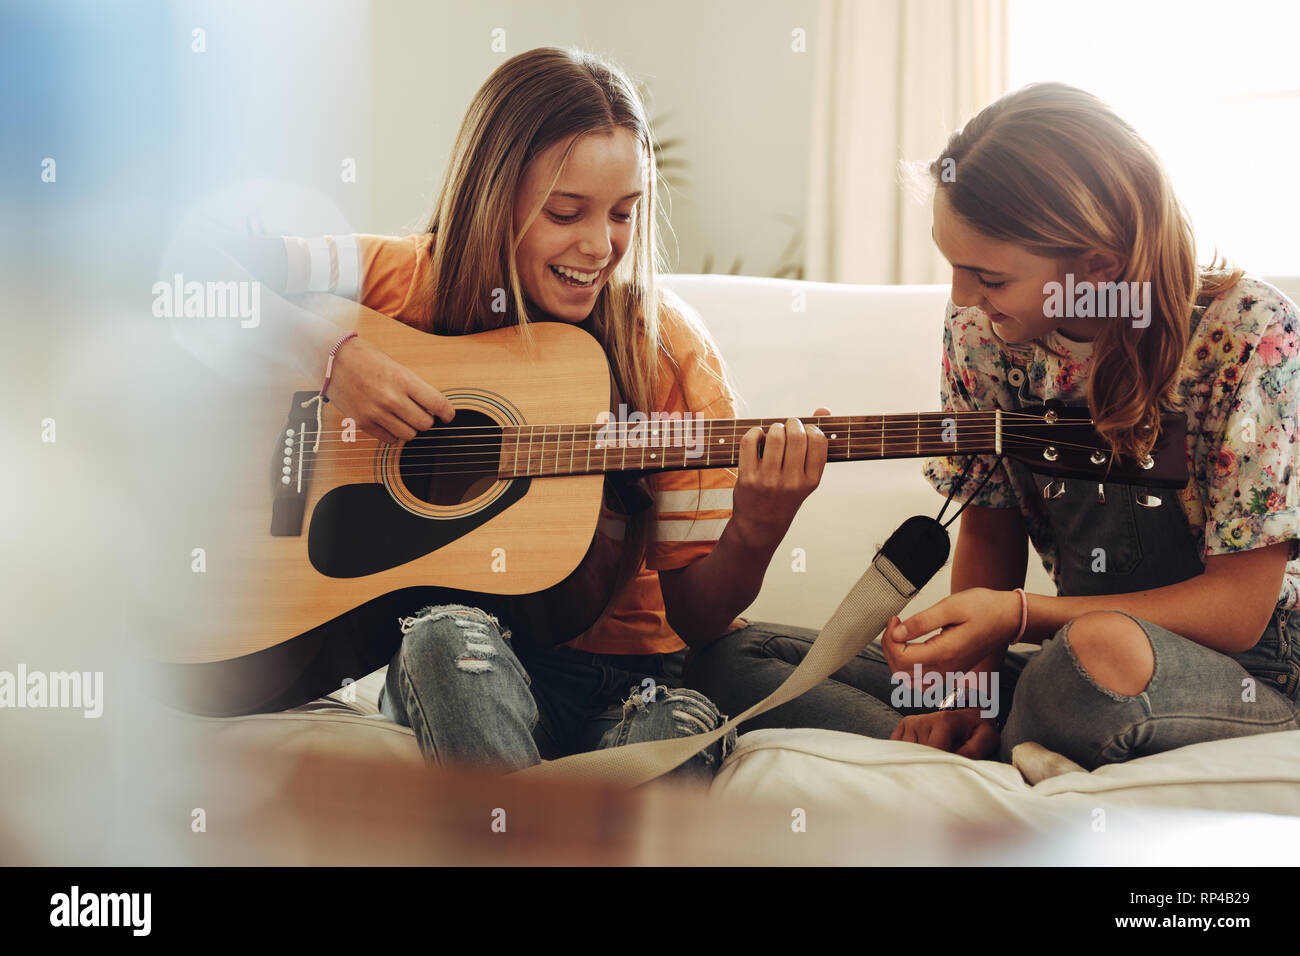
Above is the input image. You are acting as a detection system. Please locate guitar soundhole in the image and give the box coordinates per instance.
[398,409,503,507]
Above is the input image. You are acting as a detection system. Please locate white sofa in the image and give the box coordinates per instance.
[186,273,1300,858]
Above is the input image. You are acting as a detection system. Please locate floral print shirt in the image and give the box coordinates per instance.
[922,275,1300,609]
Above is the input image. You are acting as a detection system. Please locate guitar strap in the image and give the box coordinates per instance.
[513,514,951,786]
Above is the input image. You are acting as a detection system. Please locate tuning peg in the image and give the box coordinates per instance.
[1097,483,1105,504]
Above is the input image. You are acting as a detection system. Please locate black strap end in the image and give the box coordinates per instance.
[877,515,951,591]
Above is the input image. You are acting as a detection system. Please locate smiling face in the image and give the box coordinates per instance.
[512,128,644,323]
[931,188,1117,344]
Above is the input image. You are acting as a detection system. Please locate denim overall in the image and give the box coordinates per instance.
[1005,310,1299,702]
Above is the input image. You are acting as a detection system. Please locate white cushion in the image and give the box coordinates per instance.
[712,727,1300,820]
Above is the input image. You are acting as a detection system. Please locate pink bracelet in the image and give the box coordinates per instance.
[319,331,358,399]
[1011,587,1028,644]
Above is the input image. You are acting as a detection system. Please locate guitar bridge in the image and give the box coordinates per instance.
[270,390,323,536]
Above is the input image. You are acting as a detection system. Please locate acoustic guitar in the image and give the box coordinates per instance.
[152,295,1188,716]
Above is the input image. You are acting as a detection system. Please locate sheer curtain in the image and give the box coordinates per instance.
[805,0,1008,285]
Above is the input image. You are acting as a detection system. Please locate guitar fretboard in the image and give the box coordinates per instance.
[498,413,1001,478]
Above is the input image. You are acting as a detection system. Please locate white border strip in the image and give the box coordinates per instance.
[306,237,331,292]
[334,235,360,300]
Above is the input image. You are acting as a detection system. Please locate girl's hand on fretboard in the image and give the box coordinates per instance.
[728,408,831,555]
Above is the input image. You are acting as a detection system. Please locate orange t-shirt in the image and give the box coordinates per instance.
[283,232,745,655]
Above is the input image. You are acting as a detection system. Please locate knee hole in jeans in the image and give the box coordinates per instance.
[396,603,511,676]
[620,685,725,733]
[1063,610,1154,697]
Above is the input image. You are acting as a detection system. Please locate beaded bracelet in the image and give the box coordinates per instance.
[319,330,358,400]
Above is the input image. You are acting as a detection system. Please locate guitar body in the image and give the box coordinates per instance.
[153,298,628,716]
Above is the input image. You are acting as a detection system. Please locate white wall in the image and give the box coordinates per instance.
[366,0,819,276]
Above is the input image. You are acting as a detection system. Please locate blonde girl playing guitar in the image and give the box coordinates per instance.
[227,47,829,777]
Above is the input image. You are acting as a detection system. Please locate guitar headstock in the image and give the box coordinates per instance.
[1001,403,1188,489]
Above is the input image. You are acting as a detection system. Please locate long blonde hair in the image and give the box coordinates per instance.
[930,82,1242,461]
[413,47,664,418]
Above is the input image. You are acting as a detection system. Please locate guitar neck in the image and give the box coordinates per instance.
[499,411,1003,478]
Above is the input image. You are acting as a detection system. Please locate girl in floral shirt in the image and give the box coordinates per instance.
[888,82,1300,765]
[920,278,1300,608]
[689,82,1299,771]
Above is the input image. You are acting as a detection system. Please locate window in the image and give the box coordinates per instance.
[1009,0,1300,276]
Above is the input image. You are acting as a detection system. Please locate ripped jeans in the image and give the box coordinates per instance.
[686,614,1300,770]
[377,604,736,782]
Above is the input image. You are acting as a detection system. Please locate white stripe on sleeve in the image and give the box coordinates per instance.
[654,516,730,542]
[306,237,331,292]
[334,235,360,300]
[654,488,734,513]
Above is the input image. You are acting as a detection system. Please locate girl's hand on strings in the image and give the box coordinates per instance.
[880,587,1022,677]
[730,408,830,554]
[326,335,455,444]
[890,708,999,759]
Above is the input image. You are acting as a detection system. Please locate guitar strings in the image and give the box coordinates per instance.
[291,432,1121,481]
[286,414,1101,454]
[289,421,1110,459]
[297,449,1110,481]
[292,429,1101,470]
[279,408,1080,442]
[295,436,1113,471]
[292,427,1114,464]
